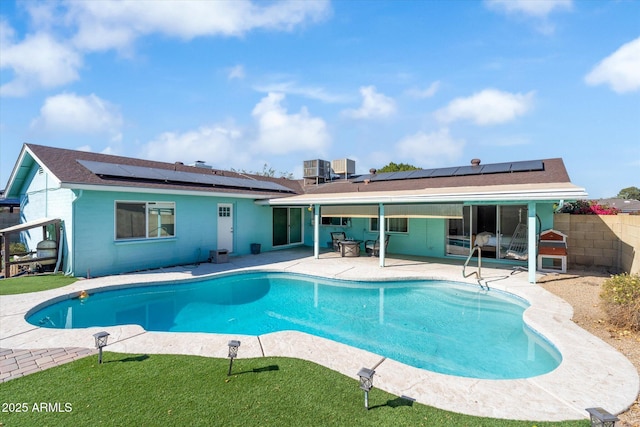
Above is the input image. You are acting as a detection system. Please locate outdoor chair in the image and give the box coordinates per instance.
[365,235,390,257]
[330,232,346,252]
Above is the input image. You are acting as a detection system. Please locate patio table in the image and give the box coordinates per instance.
[339,240,362,257]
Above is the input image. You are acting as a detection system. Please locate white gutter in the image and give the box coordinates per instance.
[59,182,283,200]
[261,185,588,206]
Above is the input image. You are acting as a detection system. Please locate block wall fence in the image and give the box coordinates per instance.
[554,213,640,275]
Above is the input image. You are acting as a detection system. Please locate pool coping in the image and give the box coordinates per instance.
[1,250,638,421]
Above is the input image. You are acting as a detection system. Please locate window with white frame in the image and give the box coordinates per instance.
[369,217,408,233]
[116,201,175,240]
[321,217,350,226]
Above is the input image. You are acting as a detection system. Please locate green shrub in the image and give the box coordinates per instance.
[600,273,640,331]
[9,242,27,254]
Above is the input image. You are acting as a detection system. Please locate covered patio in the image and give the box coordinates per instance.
[265,184,580,284]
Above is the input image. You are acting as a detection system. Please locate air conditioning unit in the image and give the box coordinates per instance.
[303,159,330,182]
[332,159,355,179]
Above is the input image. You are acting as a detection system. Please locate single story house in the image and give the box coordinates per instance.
[2,143,587,282]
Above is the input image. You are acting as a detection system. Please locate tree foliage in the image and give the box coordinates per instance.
[558,200,619,215]
[377,162,420,173]
[617,186,640,200]
[232,163,294,179]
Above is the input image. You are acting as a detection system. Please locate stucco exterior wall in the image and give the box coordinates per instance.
[554,213,640,274]
[70,191,278,277]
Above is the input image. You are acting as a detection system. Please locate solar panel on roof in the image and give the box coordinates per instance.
[378,172,402,180]
[510,160,544,172]
[408,169,435,179]
[351,175,369,183]
[453,166,483,176]
[479,162,512,174]
[430,167,459,177]
[390,170,417,180]
[77,160,293,193]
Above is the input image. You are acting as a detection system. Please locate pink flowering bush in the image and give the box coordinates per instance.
[559,200,620,215]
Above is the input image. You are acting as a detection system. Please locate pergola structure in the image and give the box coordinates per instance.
[1,218,61,278]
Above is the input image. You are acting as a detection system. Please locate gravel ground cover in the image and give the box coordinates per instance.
[538,269,640,427]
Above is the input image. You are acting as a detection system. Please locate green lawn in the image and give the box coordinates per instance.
[0,273,77,295]
[0,353,589,427]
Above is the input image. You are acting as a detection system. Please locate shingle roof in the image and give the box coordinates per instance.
[24,144,303,197]
[8,144,580,202]
[302,158,571,194]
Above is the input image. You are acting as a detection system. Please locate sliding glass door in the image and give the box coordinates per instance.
[446,204,528,260]
[273,207,302,247]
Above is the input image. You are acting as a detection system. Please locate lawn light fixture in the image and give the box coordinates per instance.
[357,367,375,410]
[93,331,110,364]
[586,407,619,427]
[227,340,241,376]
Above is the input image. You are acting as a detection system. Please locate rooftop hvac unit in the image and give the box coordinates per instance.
[332,159,355,179]
[303,159,330,183]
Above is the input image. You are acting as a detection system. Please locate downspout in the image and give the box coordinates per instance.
[379,203,385,267]
[65,189,83,276]
[53,223,64,273]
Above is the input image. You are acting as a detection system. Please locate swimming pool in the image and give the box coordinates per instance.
[26,271,561,379]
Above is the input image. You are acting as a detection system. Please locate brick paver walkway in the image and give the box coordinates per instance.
[0,347,96,382]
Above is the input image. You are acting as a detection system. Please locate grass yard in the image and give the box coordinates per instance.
[0,273,77,295]
[0,352,589,427]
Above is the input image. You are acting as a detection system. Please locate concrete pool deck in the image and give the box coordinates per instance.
[1,248,638,422]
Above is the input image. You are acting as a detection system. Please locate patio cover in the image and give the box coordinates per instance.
[0,218,61,235]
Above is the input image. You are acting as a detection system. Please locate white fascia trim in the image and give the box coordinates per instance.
[5,146,62,195]
[60,183,274,200]
[261,187,588,205]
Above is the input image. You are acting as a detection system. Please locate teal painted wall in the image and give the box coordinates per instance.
[71,191,280,277]
[19,163,74,273]
[302,203,558,260]
[302,214,446,257]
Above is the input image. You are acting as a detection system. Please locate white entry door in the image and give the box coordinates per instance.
[217,203,234,252]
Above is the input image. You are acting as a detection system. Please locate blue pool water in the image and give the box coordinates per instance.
[27,272,561,379]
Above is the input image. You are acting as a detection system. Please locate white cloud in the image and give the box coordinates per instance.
[228,64,246,80]
[435,89,534,126]
[484,0,572,18]
[30,93,122,141]
[484,0,572,34]
[585,37,640,94]
[342,86,396,119]
[406,81,441,99]
[1,1,330,95]
[68,0,331,52]
[396,129,465,167]
[254,81,350,103]
[140,124,249,167]
[252,92,330,155]
[0,30,82,97]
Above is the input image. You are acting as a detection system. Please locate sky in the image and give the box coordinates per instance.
[1,0,639,199]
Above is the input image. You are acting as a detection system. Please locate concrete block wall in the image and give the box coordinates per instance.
[554,213,640,274]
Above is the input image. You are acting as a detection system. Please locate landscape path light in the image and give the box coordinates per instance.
[227,340,241,376]
[93,331,110,364]
[357,367,375,410]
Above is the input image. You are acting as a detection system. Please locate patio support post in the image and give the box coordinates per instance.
[313,204,320,259]
[379,203,386,267]
[527,202,537,284]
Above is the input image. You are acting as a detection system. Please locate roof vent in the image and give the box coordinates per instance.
[369,168,377,175]
[191,160,212,169]
[471,158,481,166]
